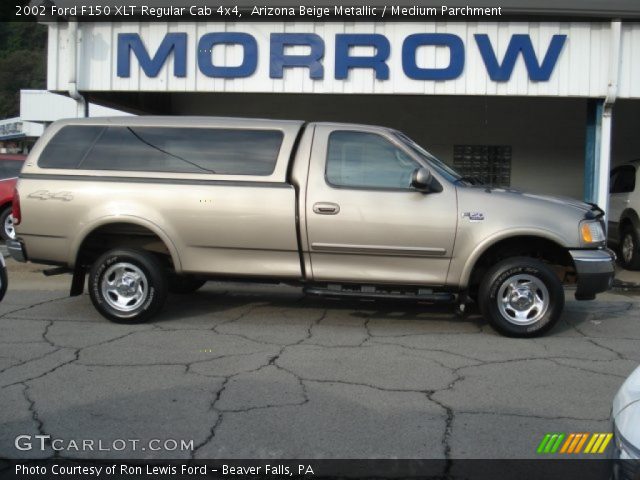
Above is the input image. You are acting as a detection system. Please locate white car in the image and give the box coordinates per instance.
[609,161,640,270]
[612,365,640,479]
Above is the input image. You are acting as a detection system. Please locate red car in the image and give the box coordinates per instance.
[0,154,26,241]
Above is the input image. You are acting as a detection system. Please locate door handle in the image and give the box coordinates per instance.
[313,202,340,215]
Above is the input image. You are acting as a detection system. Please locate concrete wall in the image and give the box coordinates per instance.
[173,93,588,199]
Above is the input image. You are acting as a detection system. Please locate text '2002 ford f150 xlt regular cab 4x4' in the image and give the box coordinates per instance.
[7,116,615,337]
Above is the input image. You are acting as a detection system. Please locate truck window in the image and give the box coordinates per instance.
[326,131,418,189]
[40,126,283,176]
[38,126,104,169]
[610,165,636,194]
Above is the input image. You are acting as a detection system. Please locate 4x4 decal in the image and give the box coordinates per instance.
[27,190,74,201]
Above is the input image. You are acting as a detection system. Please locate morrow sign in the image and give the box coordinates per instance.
[117,32,567,82]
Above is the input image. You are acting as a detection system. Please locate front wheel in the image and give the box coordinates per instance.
[478,257,564,338]
[89,249,168,323]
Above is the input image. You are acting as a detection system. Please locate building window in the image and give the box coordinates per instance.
[453,145,512,187]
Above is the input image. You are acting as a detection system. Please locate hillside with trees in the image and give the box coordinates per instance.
[0,22,47,118]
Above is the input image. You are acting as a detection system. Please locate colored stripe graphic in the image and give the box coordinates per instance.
[537,433,565,453]
[539,433,612,454]
[597,434,613,453]
[560,434,575,453]
[585,433,613,454]
[574,433,589,453]
[559,433,588,454]
[537,434,552,453]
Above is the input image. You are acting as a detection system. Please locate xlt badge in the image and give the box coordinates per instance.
[462,212,485,222]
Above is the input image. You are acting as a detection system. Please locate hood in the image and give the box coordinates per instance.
[613,365,640,417]
[460,185,594,214]
[520,193,593,212]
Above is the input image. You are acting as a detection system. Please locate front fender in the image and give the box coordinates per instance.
[452,227,571,288]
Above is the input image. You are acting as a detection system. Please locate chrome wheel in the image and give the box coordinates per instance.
[4,214,15,239]
[622,233,635,264]
[100,262,148,313]
[497,274,549,326]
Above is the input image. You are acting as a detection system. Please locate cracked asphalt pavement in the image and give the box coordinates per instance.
[0,258,639,460]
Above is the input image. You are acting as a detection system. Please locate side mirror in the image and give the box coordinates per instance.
[411,167,432,192]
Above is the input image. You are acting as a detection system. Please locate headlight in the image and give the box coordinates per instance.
[580,220,606,245]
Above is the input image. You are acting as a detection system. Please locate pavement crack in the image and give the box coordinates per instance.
[2,349,80,389]
[41,320,55,348]
[0,347,62,375]
[426,391,454,464]
[0,295,68,320]
[20,382,57,458]
[190,376,231,458]
[585,338,626,360]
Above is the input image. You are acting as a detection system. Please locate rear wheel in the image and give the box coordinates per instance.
[478,257,564,337]
[0,206,15,241]
[619,226,640,270]
[89,249,168,323]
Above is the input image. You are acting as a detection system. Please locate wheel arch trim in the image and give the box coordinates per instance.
[69,215,182,271]
[456,228,571,288]
[620,208,640,233]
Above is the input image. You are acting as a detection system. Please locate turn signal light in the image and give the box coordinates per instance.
[581,222,604,244]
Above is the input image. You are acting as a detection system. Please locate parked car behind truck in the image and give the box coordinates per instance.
[0,153,26,241]
[7,117,615,337]
[609,160,640,270]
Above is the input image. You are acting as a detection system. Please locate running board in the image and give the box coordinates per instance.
[304,285,456,303]
[43,266,72,277]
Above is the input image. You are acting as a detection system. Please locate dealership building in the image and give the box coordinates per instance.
[40,0,640,213]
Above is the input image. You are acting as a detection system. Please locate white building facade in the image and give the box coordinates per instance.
[44,19,640,212]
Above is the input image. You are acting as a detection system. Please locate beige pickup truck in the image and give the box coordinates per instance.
[7,116,615,337]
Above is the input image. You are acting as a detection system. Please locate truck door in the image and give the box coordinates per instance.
[304,125,457,286]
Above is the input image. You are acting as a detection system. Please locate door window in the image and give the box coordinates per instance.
[326,131,419,189]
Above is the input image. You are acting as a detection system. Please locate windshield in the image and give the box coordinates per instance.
[393,131,465,183]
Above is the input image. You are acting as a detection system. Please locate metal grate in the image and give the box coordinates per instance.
[453,145,512,187]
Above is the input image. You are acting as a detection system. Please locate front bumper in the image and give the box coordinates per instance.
[569,248,616,300]
[6,238,27,263]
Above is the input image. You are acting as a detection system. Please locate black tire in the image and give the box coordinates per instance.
[478,257,564,338]
[89,249,168,323]
[168,274,206,294]
[619,225,640,270]
[0,206,14,241]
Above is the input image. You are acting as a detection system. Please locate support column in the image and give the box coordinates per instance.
[584,99,613,225]
[584,98,603,204]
